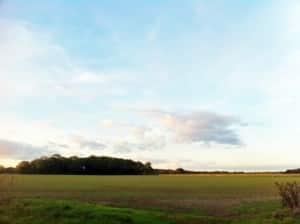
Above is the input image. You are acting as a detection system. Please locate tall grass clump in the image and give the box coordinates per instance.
[0,175,6,203]
[275,182,300,209]
[0,175,14,203]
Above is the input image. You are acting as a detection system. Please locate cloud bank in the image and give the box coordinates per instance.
[140,110,244,146]
[0,139,53,160]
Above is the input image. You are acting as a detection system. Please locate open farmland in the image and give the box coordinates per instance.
[5,174,300,214]
[2,174,300,223]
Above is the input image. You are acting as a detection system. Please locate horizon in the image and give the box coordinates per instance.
[1,0,300,171]
[1,153,299,173]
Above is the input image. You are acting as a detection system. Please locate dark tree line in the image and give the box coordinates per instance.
[0,154,154,175]
[0,166,16,174]
[285,168,300,174]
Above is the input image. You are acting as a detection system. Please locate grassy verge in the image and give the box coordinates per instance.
[231,201,300,224]
[0,199,300,224]
[3,199,300,224]
[0,199,225,224]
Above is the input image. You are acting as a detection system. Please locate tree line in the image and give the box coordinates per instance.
[285,168,300,174]
[0,154,154,175]
[2,155,298,175]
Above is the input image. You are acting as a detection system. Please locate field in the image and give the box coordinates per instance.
[2,174,300,223]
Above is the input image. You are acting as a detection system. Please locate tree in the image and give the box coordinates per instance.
[16,161,32,174]
[14,155,155,175]
[175,168,185,174]
[0,165,5,174]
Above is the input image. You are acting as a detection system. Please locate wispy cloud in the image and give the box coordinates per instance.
[0,18,73,102]
[112,134,166,153]
[0,17,138,104]
[70,135,106,150]
[0,139,54,160]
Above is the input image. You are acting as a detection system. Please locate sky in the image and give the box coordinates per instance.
[1,0,300,171]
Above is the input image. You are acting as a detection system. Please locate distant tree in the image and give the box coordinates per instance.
[144,162,154,174]
[145,162,152,169]
[4,167,16,174]
[16,161,32,174]
[286,169,300,174]
[51,154,62,159]
[13,155,155,175]
[0,165,5,173]
[175,168,185,174]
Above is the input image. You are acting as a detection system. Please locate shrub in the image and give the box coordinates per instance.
[0,175,14,204]
[275,182,300,209]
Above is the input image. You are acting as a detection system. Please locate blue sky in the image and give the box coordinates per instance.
[1,0,300,171]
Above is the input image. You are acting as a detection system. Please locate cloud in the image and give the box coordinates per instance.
[0,18,74,103]
[131,126,151,139]
[101,119,165,153]
[71,72,136,85]
[0,17,138,104]
[0,139,54,160]
[112,140,136,153]
[101,108,244,153]
[112,135,166,153]
[101,120,132,128]
[101,120,151,139]
[54,70,138,99]
[47,141,70,149]
[139,109,244,146]
[70,135,106,150]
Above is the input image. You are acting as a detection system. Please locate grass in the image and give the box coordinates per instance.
[0,199,180,224]
[2,199,300,224]
[7,174,300,215]
[3,174,300,223]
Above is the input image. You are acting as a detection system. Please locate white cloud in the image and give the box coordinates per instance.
[131,126,151,139]
[71,71,136,85]
[0,18,75,103]
[100,108,243,154]
[100,118,166,152]
[70,135,106,150]
[0,17,138,104]
[0,118,63,145]
[139,109,244,146]
[112,135,166,153]
[101,120,132,128]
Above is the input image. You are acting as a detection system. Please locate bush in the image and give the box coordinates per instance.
[275,182,300,209]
